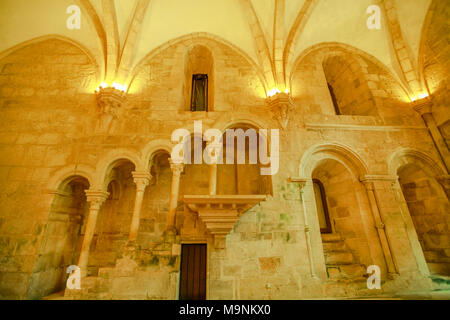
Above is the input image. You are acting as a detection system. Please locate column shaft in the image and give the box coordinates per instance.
[363,181,397,275]
[128,172,151,242]
[78,191,108,277]
[167,161,184,230]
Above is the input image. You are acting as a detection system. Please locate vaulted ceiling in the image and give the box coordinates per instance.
[0,0,433,98]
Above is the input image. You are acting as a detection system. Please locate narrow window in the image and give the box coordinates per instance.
[191,74,208,111]
[313,179,332,233]
[327,82,341,115]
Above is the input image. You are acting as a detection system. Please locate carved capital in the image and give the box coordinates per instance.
[267,92,294,130]
[132,171,151,191]
[96,87,127,117]
[288,177,309,190]
[413,97,433,116]
[360,175,397,190]
[169,159,184,175]
[84,190,109,209]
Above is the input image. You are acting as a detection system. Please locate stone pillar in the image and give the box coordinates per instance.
[390,179,430,276]
[128,171,151,242]
[167,160,184,233]
[290,178,327,280]
[414,98,450,171]
[361,177,397,275]
[78,190,109,277]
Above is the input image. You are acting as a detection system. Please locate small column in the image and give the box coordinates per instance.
[78,190,109,277]
[207,141,220,195]
[167,159,184,232]
[289,177,327,280]
[128,171,151,242]
[361,179,397,275]
[414,98,450,171]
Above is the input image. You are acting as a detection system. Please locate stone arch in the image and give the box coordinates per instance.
[48,164,96,192]
[389,148,450,276]
[90,156,138,275]
[322,54,377,116]
[0,34,101,82]
[27,175,90,299]
[214,118,272,153]
[417,0,450,132]
[290,42,410,117]
[183,44,214,111]
[128,32,267,97]
[290,42,408,95]
[299,143,369,180]
[389,148,447,178]
[94,149,143,190]
[299,143,382,280]
[142,139,173,171]
[216,122,273,196]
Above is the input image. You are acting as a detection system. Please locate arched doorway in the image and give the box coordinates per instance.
[27,176,90,299]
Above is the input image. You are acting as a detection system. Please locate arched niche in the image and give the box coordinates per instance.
[217,124,273,196]
[138,151,172,248]
[27,176,90,299]
[397,161,450,276]
[183,45,214,111]
[89,160,136,275]
[311,158,371,279]
[322,54,377,116]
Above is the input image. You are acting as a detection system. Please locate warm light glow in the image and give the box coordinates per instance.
[411,92,429,102]
[112,82,127,92]
[268,88,281,97]
[284,88,289,94]
[95,82,127,93]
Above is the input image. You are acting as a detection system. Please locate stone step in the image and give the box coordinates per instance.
[323,241,347,253]
[325,252,355,265]
[428,263,450,276]
[324,277,369,297]
[327,264,367,279]
[424,250,450,263]
[321,233,342,242]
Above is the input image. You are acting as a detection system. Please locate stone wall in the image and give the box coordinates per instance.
[0,35,448,300]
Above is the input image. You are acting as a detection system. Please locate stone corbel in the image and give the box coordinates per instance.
[95,87,127,133]
[288,177,308,189]
[412,96,433,116]
[267,92,294,130]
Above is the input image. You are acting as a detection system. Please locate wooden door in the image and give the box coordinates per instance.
[179,244,207,300]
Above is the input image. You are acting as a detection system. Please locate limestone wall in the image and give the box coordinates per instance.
[0,36,447,300]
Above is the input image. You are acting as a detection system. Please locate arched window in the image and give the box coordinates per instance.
[184,45,214,111]
[313,179,332,233]
[322,55,377,116]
